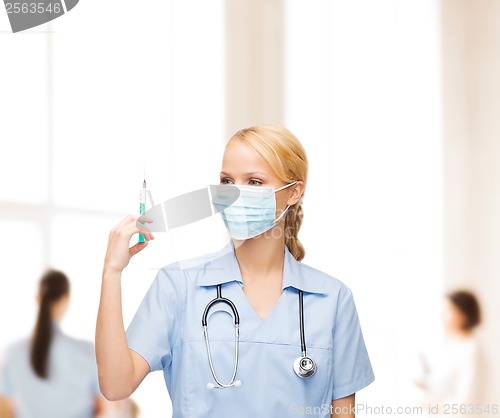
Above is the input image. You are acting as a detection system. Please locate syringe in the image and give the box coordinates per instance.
[138,175,147,243]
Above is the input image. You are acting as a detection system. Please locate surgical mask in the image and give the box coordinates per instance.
[211,181,298,240]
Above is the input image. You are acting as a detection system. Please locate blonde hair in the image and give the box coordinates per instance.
[227,125,308,261]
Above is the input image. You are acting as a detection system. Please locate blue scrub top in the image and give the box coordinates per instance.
[126,241,375,417]
[0,323,100,418]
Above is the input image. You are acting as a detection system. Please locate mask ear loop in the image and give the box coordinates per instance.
[275,180,298,192]
[274,180,298,223]
[275,204,291,224]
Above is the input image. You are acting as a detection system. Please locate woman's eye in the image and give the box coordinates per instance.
[219,178,262,185]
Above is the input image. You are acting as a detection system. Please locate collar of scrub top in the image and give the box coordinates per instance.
[50,320,64,339]
[197,240,329,295]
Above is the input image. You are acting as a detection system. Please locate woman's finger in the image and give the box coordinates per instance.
[109,215,155,243]
[137,215,154,223]
[122,222,155,241]
[129,241,148,257]
[120,214,137,227]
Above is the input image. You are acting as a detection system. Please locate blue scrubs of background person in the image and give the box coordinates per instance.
[0,270,105,418]
[96,125,375,418]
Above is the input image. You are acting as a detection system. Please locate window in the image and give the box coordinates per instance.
[0,1,224,415]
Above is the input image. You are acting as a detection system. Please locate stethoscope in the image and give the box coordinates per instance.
[202,283,317,389]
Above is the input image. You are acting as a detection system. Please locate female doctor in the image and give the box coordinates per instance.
[96,125,375,417]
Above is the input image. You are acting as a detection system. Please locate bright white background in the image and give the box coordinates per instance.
[285,0,444,411]
[3,0,498,417]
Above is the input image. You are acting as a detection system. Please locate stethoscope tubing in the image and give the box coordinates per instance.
[298,290,306,357]
[202,283,316,389]
[202,284,240,388]
[202,284,240,326]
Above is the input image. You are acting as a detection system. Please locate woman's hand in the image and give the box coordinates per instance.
[97,215,153,401]
[103,215,154,273]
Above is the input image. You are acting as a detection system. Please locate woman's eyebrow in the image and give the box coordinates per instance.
[220,171,268,177]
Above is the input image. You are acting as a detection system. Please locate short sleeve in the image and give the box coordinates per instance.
[0,351,13,396]
[331,285,375,400]
[126,267,183,373]
[88,345,101,397]
[91,371,100,397]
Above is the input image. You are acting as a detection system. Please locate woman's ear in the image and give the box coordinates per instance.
[287,181,305,206]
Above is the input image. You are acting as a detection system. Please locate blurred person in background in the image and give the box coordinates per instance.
[0,349,12,418]
[0,269,108,418]
[415,290,482,416]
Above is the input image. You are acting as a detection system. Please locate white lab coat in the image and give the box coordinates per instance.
[418,334,480,418]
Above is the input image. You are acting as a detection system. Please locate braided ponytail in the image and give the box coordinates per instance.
[284,200,305,261]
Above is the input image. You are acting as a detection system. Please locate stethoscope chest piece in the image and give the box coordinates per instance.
[293,355,317,379]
